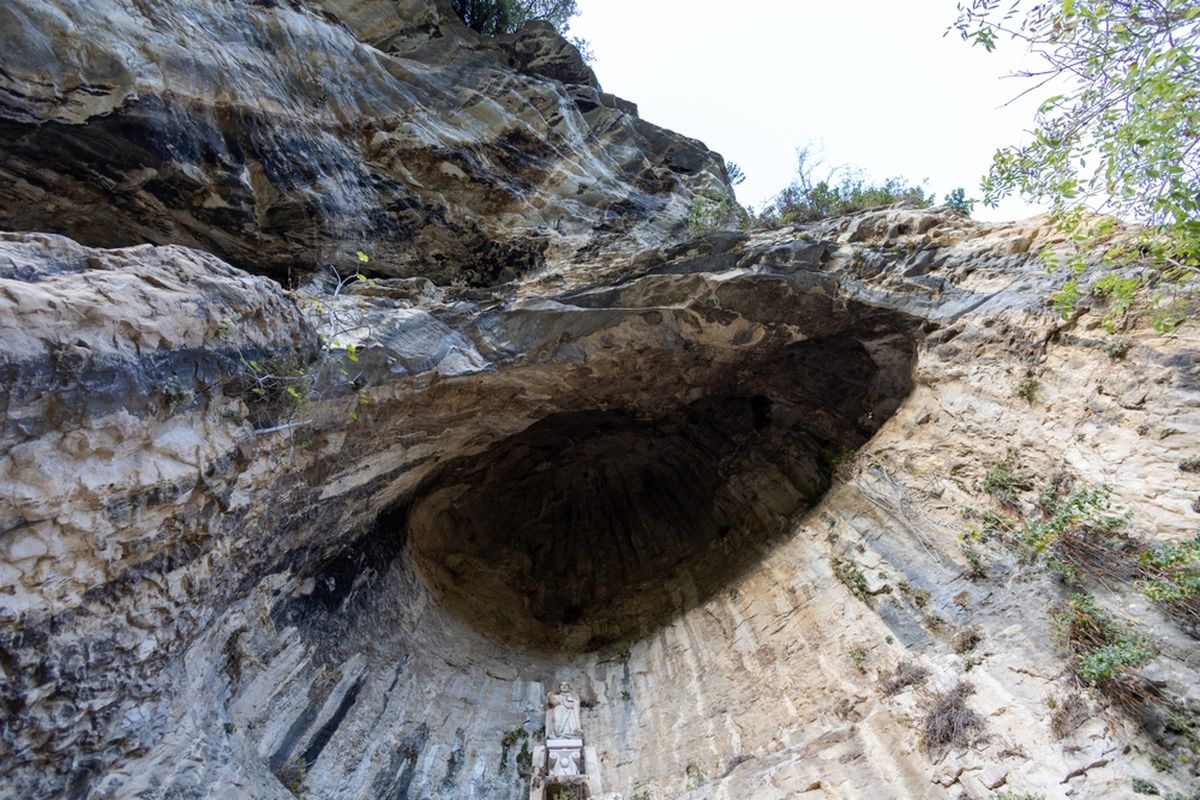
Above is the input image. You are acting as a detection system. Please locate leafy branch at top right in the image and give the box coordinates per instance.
[951,0,1200,331]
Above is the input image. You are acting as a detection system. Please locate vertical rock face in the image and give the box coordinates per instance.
[0,0,731,284]
[2,5,1200,800]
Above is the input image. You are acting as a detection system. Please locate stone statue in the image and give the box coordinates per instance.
[545,681,582,738]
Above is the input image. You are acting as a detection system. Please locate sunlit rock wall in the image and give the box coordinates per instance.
[1,1,1198,799]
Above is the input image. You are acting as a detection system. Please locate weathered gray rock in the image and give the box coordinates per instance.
[0,0,730,284]
[1,3,1199,800]
[3,207,1199,800]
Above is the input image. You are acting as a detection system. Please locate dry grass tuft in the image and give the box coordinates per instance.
[921,682,983,751]
[881,662,929,696]
[1050,692,1090,739]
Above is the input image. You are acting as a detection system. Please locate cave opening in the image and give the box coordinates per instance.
[404,326,918,651]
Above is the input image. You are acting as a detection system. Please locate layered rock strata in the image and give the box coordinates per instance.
[0,0,729,285]
[1,2,1199,800]
[4,208,1199,799]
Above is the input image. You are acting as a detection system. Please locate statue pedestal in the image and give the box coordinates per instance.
[530,682,603,799]
[529,742,602,799]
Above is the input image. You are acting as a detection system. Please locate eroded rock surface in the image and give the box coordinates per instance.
[1,3,1199,800]
[0,0,729,284]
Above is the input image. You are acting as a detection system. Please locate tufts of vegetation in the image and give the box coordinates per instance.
[1136,535,1200,635]
[983,451,1034,501]
[921,682,983,751]
[944,187,975,216]
[898,580,931,609]
[1049,692,1089,740]
[516,738,532,774]
[849,647,869,672]
[831,556,871,602]
[962,507,1014,542]
[230,262,375,434]
[1091,272,1141,333]
[961,542,987,579]
[1014,376,1040,403]
[1179,457,1200,474]
[275,759,306,797]
[953,626,982,655]
[1132,777,1160,795]
[499,727,528,772]
[1016,484,1124,556]
[983,467,1031,500]
[157,375,194,412]
[1053,594,1155,690]
[1150,754,1173,773]
[687,191,739,235]
[881,662,929,696]
[753,146,932,227]
[1105,338,1133,360]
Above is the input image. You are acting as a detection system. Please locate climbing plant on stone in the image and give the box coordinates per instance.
[952,0,1200,330]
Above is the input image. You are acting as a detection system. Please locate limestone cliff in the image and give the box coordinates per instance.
[1,3,1198,800]
[0,0,729,284]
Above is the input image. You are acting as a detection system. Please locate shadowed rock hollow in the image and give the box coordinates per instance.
[408,328,916,650]
[2,2,1200,800]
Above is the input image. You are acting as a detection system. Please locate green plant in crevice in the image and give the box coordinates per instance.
[1136,535,1200,632]
[1132,776,1160,795]
[1053,593,1154,687]
[499,727,528,772]
[1105,337,1133,360]
[157,375,194,412]
[1092,272,1141,333]
[831,556,871,602]
[960,541,987,579]
[233,258,376,434]
[982,449,1034,500]
[1014,375,1040,403]
[1016,484,1125,555]
[687,191,737,235]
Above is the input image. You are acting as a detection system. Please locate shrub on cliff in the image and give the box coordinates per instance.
[452,0,578,37]
[755,146,933,227]
[952,0,1200,330]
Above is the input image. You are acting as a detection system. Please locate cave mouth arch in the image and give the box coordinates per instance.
[406,329,917,651]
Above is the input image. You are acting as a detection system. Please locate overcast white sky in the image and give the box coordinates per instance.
[571,0,1049,222]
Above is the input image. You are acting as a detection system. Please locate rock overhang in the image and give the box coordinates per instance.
[325,265,924,652]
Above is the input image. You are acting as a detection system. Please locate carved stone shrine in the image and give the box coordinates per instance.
[529,682,603,800]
